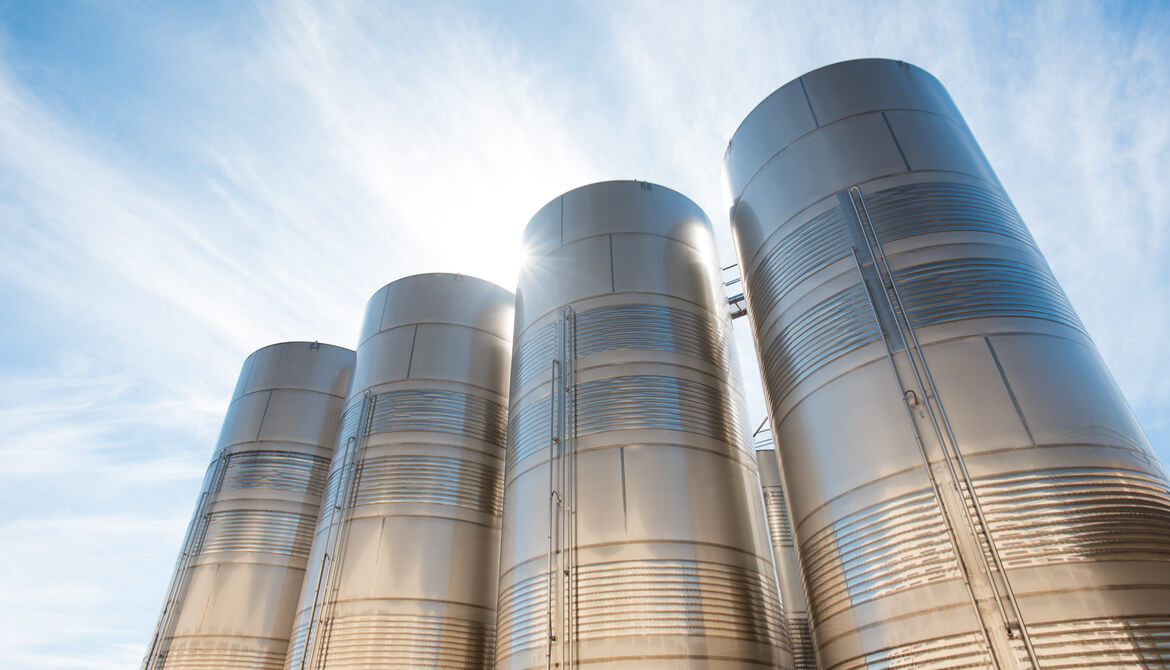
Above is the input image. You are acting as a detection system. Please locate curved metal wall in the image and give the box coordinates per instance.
[724,58,1170,669]
[143,342,355,670]
[756,448,817,670]
[496,180,791,669]
[285,273,514,669]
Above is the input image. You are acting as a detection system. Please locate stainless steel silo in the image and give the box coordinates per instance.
[143,341,355,670]
[496,180,791,669]
[756,447,817,670]
[724,58,1170,669]
[284,273,514,670]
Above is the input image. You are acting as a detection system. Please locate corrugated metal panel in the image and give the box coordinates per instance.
[801,489,960,620]
[353,455,502,513]
[200,509,316,558]
[367,389,507,447]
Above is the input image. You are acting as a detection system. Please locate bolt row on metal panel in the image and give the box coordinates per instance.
[145,58,1170,670]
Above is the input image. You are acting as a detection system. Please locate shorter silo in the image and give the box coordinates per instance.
[285,273,514,670]
[143,341,355,670]
[756,447,817,670]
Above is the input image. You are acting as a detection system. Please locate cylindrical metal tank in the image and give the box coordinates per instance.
[756,447,817,670]
[143,341,355,670]
[496,180,790,669]
[284,273,514,669]
[724,58,1170,669]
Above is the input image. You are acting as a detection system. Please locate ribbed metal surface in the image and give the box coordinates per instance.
[725,58,1170,668]
[219,451,331,497]
[143,342,354,670]
[894,258,1085,331]
[974,467,1170,568]
[575,374,747,441]
[200,509,316,558]
[315,614,494,669]
[497,180,790,669]
[758,284,881,403]
[757,449,817,669]
[800,488,960,619]
[366,388,507,443]
[153,645,286,670]
[352,455,503,513]
[834,632,991,670]
[284,273,513,670]
[1019,617,1170,668]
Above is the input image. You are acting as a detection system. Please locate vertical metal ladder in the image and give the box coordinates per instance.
[845,186,1040,669]
[299,391,375,670]
[546,306,578,670]
[142,452,231,670]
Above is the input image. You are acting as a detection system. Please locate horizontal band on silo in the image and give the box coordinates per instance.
[317,613,494,668]
[219,451,331,497]
[151,644,285,670]
[366,389,507,446]
[351,455,503,513]
[801,487,960,619]
[759,284,882,402]
[200,509,316,558]
[495,558,787,659]
[973,467,1170,568]
[763,487,795,546]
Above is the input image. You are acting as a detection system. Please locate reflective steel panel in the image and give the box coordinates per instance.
[285,273,514,670]
[725,58,1170,669]
[143,341,355,670]
[757,448,817,669]
[497,180,791,669]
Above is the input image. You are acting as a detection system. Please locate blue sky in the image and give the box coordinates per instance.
[0,2,1167,667]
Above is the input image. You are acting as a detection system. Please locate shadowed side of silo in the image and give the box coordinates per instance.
[284,273,514,669]
[143,342,355,670]
[495,180,791,669]
[756,448,817,670]
[724,58,1170,668]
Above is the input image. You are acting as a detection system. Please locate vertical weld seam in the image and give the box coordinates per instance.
[619,446,628,533]
[369,517,386,592]
[559,195,565,247]
[985,336,1036,446]
[799,77,819,128]
[609,235,616,292]
[255,390,274,440]
[377,285,391,331]
[406,324,419,378]
[882,111,912,171]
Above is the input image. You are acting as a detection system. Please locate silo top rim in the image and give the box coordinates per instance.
[521,179,708,243]
[247,341,354,358]
[369,272,514,298]
[725,57,934,157]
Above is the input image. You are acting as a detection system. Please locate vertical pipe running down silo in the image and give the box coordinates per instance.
[143,341,354,670]
[724,58,1170,669]
[495,180,791,669]
[284,273,514,669]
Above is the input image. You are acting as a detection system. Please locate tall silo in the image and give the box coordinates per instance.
[285,273,514,669]
[143,341,355,670]
[756,448,817,670]
[724,58,1170,668]
[495,180,790,669]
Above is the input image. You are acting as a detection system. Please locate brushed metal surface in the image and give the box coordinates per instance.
[143,342,355,670]
[284,273,514,670]
[497,180,791,669]
[725,58,1170,669]
[757,448,818,670]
